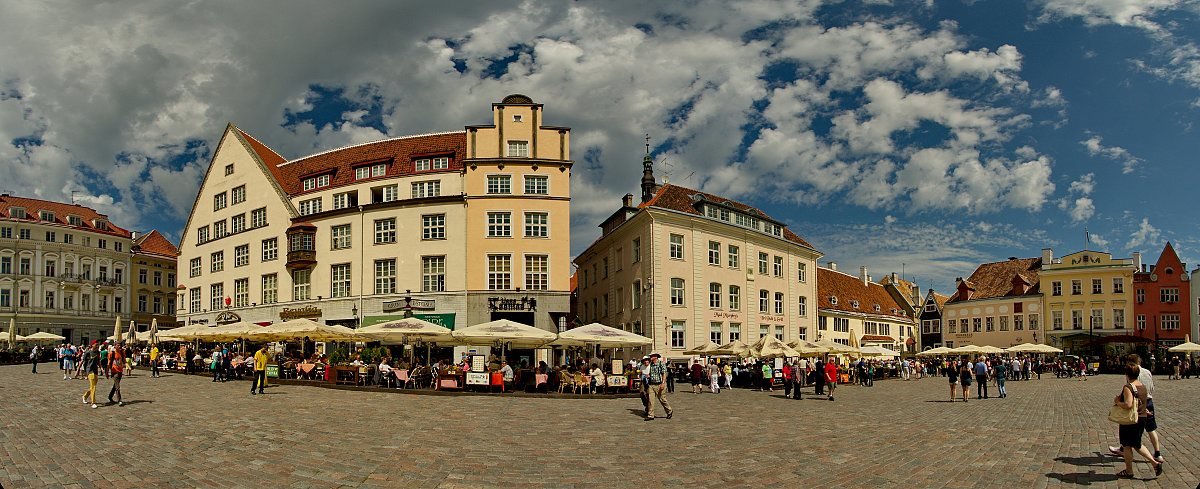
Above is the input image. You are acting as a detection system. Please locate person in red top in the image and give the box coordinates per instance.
[824,359,839,401]
[107,343,126,406]
[689,360,705,394]
[782,362,794,398]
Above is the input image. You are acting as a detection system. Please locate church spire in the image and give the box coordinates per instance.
[640,133,657,203]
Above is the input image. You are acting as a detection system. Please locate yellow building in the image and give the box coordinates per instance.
[131,230,180,331]
[816,265,917,352]
[1038,248,1136,353]
[942,257,1044,348]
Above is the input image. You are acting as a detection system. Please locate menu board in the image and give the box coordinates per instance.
[608,376,628,387]
[465,372,490,385]
[471,354,486,373]
[611,359,623,375]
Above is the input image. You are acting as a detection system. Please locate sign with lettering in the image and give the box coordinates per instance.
[381,298,436,313]
[487,296,537,312]
[188,318,209,325]
[471,354,486,373]
[611,359,624,375]
[465,372,490,386]
[713,312,740,319]
[215,311,242,324]
[759,315,784,322]
[280,306,322,320]
[608,376,628,387]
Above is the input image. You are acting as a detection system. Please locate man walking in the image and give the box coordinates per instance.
[251,344,269,395]
[974,356,989,399]
[29,345,39,373]
[782,361,793,398]
[107,342,126,406]
[824,358,838,401]
[149,345,161,378]
[645,353,672,420]
[994,358,1008,398]
[814,358,825,396]
[638,356,651,416]
[80,341,100,408]
[707,360,721,394]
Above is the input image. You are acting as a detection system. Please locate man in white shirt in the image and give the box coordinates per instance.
[1108,354,1164,463]
[500,360,514,392]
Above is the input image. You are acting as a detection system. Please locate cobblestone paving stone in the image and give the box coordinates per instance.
[1,365,1197,488]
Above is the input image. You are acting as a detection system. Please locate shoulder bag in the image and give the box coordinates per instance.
[1107,383,1138,425]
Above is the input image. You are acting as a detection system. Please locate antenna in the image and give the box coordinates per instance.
[71,191,79,205]
[1085,227,1091,250]
[645,133,650,155]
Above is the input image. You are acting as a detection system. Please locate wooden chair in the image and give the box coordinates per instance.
[534,374,548,393]
[557,372,572,393]
[574,373,587,394]
[394,369,413,389]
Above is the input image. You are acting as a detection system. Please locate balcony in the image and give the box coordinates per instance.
[286,250,316,270]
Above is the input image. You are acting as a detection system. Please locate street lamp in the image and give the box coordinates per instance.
[352,304,358,328]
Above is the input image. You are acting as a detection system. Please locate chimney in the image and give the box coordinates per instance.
[860,266,868,287]
[1041,248,1053,265]
[828,262,837,271]
[1132,252,1142,272]
[131,231,138,240]
[622,193,633,208]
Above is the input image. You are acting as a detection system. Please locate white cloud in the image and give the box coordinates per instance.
[1058,172,1096,222]
[1088,232,1110,248]
[1127,217,1162,250]
[1036,0,1181,32]
[1082,135,1142,173]
[884,215,897,224]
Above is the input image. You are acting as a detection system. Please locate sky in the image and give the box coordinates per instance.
[2,0,1199,293]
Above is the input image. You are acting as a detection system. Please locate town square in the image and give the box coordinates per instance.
[3,0,1200,487]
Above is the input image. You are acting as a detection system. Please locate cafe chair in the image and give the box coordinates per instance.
[557,373,572,394]
[357,366,370,386]
[573,373,586,395]
[490,371,505,393]
[394,370,413,389]
[534,374,548,393]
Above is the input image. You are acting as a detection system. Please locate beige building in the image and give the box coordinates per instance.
[176,95,573,357]
[573,155,822,361]
[0,195,133,344]
[816,265,917,352]
[943,257,1044,348]
[131,230,180,331]
[1039,248,1136,353]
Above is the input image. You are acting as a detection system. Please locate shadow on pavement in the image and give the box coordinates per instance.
[1045,471,1119,485]
[626,408,647,417]
[1054,454,1110,467]
[924,400,959,403]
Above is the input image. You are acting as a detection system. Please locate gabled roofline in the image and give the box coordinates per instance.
[277,130,465,168]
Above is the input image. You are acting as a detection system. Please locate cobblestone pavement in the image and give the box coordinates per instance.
[1,365,1197,488]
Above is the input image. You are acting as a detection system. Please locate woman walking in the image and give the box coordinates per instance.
[958,358,972,402]
[80,342,100,408]
[1113,364,1163,478]
[947,360,958,401]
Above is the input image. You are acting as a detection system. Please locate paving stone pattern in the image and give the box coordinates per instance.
[1,365,1197,488]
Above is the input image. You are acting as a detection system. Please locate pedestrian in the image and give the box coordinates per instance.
[211,346,223,382]
[665,363,675,393]
[107,343,126,406]
[722,362,732,389]
[99,342,110,378]
[1111,363,1163,478]
[149,345,161,378]
[1170,356,1181,380]
[958,359,972,402]
[645,353,672,420]
[29,345,39,373]
[62,343,75,380]
[707,361,721,394]
[823,358,838,401]
[251,344,269,395]
[782,361,793,397]
[994,358,1008,398]
[814,358,825,396]
[792,359,804,400]
[1108,354,1165,464]
[638,356,651,416]
[975,356,989,399]
[901,358,911,381]
[221,345,232,381]
[761,361,774,392]
[80,341,100,409]
[689,359,704,394]
[947,359,958,401]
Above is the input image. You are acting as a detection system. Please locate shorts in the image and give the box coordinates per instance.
[1118,418,1146,449]
[960,376,971,386]
[1144,399,1158,432]
[949,376,957,385]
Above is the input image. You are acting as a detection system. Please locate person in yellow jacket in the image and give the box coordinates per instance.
[149,345,161,378]
[251,345,269,395]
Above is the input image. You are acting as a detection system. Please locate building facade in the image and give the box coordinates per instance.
[943,257,1044,348]
[131,230,180,331]
[816,265,917,352]
[916,289,949,350]
[0,195,133,344]
[176,95,573,350]
[573,155,822,362]
[879,272,922,351]
[1132,242,1191,348]
[1192,265,1200,342]
[1038,248,1136,353]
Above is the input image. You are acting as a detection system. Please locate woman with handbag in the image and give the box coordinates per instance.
[1112,364,1162,478]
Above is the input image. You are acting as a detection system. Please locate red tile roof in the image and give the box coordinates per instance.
[947,257,1042,303]
[0,194,132,238]
[133,230,179,258]
[860,334,895,343]
[641,184,816,249]
[932,292,951,308]
[817,267,910,320]
[234,127,467,196]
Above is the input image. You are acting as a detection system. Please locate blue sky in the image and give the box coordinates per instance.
[1,0,1198,292]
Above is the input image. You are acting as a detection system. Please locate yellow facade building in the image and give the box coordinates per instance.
[942,257,1044,348]
[1038,248,1136,353]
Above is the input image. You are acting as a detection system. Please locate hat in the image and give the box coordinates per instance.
[649,352,661,358]
[641,356,650,360]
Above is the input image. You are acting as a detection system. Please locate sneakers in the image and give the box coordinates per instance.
[644,416,655,421]
[82,395,88,404]
[666,412,673,419]
[91,404,97,409]
[117,401,124,407]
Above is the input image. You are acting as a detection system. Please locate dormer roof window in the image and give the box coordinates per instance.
[9,207,25,219]
[39,211,55,221]
[851,300,860,309]
[829,296,838,305]
[68,215,83,226]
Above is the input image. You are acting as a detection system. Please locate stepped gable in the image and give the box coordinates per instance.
[817,267,910,320]
[0,194,132,238]
[948,257,1042,302]
[640,183,815,249]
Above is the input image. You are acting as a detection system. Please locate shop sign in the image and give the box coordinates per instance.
[215,311,242,324]
[488,296,537,312]
[361,313,456,330]
[465,372,490,386]
[381,298,436,312]
[713,311,740,319]
[759,314,784,322]
[280,306,322,320]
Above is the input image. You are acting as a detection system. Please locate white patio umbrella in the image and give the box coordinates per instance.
[859,345,901,357]
[1167,342,1200,353]
[453,319,555,360]
[551,323,653,348]
[7,318,16,345]
[148,318,159,346]
[112,315,122,346]
[24,331,66,343]
[126,321,137,345]
[682,342,722,356]
[917,346,953,356]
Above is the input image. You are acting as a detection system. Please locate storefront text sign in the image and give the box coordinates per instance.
[215,311,242,324]
[487,296,537,312]
[713,311,740,319]
[465,372,490,386]
[381,298,436,312]
[280,306,322,320]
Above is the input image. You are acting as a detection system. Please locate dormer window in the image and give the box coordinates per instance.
[93,219,109,231]
[302,174,331,191]
[851,300,860,309]
[68,215,83,227]
[39,211,55,222]
[414,157,450,172]
[9,207,25,219]
[874,304,881,312]
[355,163,388,180]
[506,141,529,157]
[829,296,838,305]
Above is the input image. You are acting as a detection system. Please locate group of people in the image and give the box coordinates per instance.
[1167,355,1194,380]
[940,355,1023,402]
[33,341,131,408]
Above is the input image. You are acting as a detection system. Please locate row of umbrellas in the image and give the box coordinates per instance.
[682,336,891,359]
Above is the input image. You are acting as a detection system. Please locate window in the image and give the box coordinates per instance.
[524,175,549,195]
[153,271,162,286]
[797,296,808,317]
[774,292,784,314]
[1136,314,1146,330]
[1113,309,1125,329]
[709,283,722,308]
[1112,277,1124,294]
[8,207,24,219]
[234,244,249,267]
[999,316,1008,331]
[205,251,223,273]
[487,212,512,237]
[224,164,234,176]
[167,273,175,288]
[18,228,31,240]
[262,238,278,262]
[45,231,56,242]
[972,318,982,332]
[234,278,249,307]
[0,256,9,274]
[486,175,512,194]
[115,242,123,252]
[332,192,356,210]
[99,266,108,281]
[670,278,685,306]
[507,140,529,157]
[834,317,850,333]
[1162,313,1180,330]
[524,212,548,238]
[44,290,55,309]
[213,192,227,211]
[1071,279,1082,295]
[1071,310,1083,329]
[487,254,512,290]
[210,283,224,310]
[632,238,641,263]
[759,289,769,313]
[378,185,399,202]
[829,296,837,305]
[299,198,322,216]
[422,256,446,292]
[773,256,784,277]
[197,226,210,243]
[710,323,723,345]
[1161,288,1180,303]
[251,208,267,228]
[669,234,684,260]
[775,325,785,341]
[330,264,351,298]
[189,288,201,313]
[797,263,807,282]
[722,245,737,269]
[63,234,72,244]
[708,241,721,265]
[602,294,609,317]
[189,257,201,278]
[729,323,741,341]
[1136,289,1145,303]
[525,254,548,290]
[758,252,768,275]
[213,220,227,238]
[1089,308,1103,329]
[231,214,245,234]
[411,180,441,198]
[1052,281,1062,296]
[0,227,9,239]
[374,218,396,244]
[292,269,310,301]
[330,224,352,249]
[729,285,741,310]
[1091,279,1102,294]
[357,163,387,179]
[602,258,609,278]
[44,260,56,278]
[431,157,449,170]
[1013,315,1023,331]
[302,174,330,191]
[985,317,994,332]
[1029,314,1039,331]
[422,214,446,240]
[1052,310,1063,330]
[261,274,277,304]
[632,281,642,309]
[231,185,246,205]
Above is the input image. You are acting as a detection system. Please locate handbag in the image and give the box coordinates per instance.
[1107,384,1139,425]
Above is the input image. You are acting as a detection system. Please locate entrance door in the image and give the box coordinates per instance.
[61,328,73,344]
[491,311,535,326]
